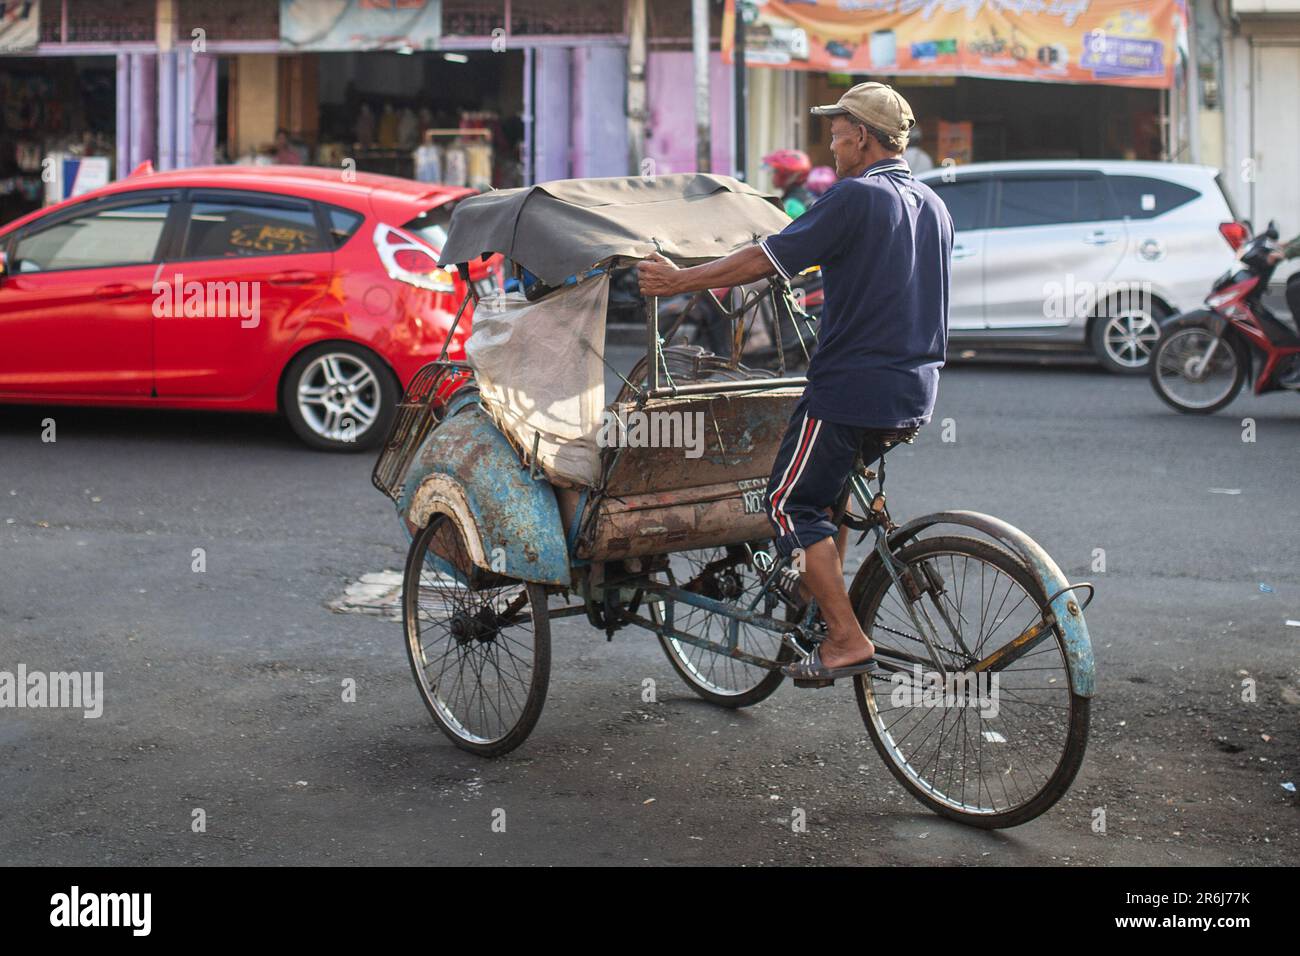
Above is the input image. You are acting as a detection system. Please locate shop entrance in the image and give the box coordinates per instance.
[215,50,526,189]
[803,74,1163,169]
[0,56,116,225]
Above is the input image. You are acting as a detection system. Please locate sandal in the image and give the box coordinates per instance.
[782,645,878,686]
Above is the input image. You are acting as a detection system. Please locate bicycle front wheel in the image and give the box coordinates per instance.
[854,536,1090,828]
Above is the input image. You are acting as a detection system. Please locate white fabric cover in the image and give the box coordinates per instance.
[465,274,609,488]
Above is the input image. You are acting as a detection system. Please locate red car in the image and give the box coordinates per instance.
[0,164,499,450]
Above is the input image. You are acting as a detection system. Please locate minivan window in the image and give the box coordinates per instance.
[1108,175,1200,220]
[996,176,1108,228]
[929,179,986,232]
[183,197,322,258]
[13,200,171,272]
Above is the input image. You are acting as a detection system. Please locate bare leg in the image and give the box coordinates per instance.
[798,535,874,668]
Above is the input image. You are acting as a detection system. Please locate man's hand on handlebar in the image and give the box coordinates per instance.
[637,244,778,299]
[636,252,683,297]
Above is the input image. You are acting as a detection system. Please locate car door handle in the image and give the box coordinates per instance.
[952,246,977,260]
[268,270,315,285]
[1083,231,1119,246]
[94,283,138,300]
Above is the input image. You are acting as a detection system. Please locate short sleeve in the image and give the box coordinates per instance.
[760,183,853,279]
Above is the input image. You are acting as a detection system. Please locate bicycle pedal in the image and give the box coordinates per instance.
[792,677,835,689]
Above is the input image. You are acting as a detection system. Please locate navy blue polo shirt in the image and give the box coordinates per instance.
[760,158,952,429]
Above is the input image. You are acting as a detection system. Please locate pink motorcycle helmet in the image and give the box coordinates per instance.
[806,165,837,196]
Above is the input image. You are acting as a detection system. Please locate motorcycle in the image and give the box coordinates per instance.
[1150,221,1300,414]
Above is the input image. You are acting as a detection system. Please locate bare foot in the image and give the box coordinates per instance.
[817,628,875,669]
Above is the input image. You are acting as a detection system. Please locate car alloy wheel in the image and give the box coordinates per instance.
[295,351,383,444]
[1101,309,1161,370]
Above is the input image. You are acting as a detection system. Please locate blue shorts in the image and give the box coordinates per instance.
[764,393,913,557]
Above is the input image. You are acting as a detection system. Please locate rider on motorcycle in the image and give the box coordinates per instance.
[763,149,817,218]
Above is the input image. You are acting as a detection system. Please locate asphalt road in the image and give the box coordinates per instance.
[1,351,1297,865]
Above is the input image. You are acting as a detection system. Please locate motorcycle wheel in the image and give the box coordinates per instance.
[1149,325,1249,415]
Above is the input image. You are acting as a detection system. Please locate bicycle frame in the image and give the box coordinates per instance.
[611,463,1084,688]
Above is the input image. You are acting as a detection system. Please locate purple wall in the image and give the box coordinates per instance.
[533,47,572,183]
[191,53,217,166]
[645,51,733,176]
[572,46,628,178]
[116,53,157,178]
[532,45,630,182]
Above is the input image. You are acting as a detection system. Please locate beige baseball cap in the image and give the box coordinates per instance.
[810,81,915,136]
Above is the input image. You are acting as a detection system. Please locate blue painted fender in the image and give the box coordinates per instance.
[396,404,571,588]
[852,510,1096,698]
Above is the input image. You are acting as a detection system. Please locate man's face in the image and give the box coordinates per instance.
[828,116,866,176]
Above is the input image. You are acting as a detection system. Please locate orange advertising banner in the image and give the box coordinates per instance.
[722,1,1185,89]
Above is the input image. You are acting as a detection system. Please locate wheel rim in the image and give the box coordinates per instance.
[1103,310,1160,368]
[407,520,541,746]
[654,546,785,697]
[1154,328,1239,409]
[296,352,382,442]
[859,546,1076,817]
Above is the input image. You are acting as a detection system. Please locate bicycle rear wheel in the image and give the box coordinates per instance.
[403,514,551,757]
[854,536,1089,828]
[652,544,793,708]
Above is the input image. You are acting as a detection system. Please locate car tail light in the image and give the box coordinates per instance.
[373,223,456,292]
[1219,221,1248,252]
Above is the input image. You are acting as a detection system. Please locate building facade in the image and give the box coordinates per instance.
[3,0,1298,259]
[1218,0,1300,239]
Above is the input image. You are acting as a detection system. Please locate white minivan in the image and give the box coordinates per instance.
[917,161,1244,373]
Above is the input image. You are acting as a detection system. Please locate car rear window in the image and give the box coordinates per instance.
[183,196,322,258]
[1107,175,1200,220]
[995,176,1108,228]
[323,206,364,248]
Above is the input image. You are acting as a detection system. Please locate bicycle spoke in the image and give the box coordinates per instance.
[858,541,1081,821]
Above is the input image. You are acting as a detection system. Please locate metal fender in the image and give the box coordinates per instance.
[397,404,571,588]
[852,510,1096,698]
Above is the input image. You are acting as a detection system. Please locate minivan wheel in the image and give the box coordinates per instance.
[281,343,399,452]
[1091,303,1167,374]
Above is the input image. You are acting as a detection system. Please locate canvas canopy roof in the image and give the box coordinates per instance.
[437,173,792,286]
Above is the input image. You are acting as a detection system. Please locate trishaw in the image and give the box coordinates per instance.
[372,172,1096,828]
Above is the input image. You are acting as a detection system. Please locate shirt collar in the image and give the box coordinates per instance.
[859,157,911,178]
